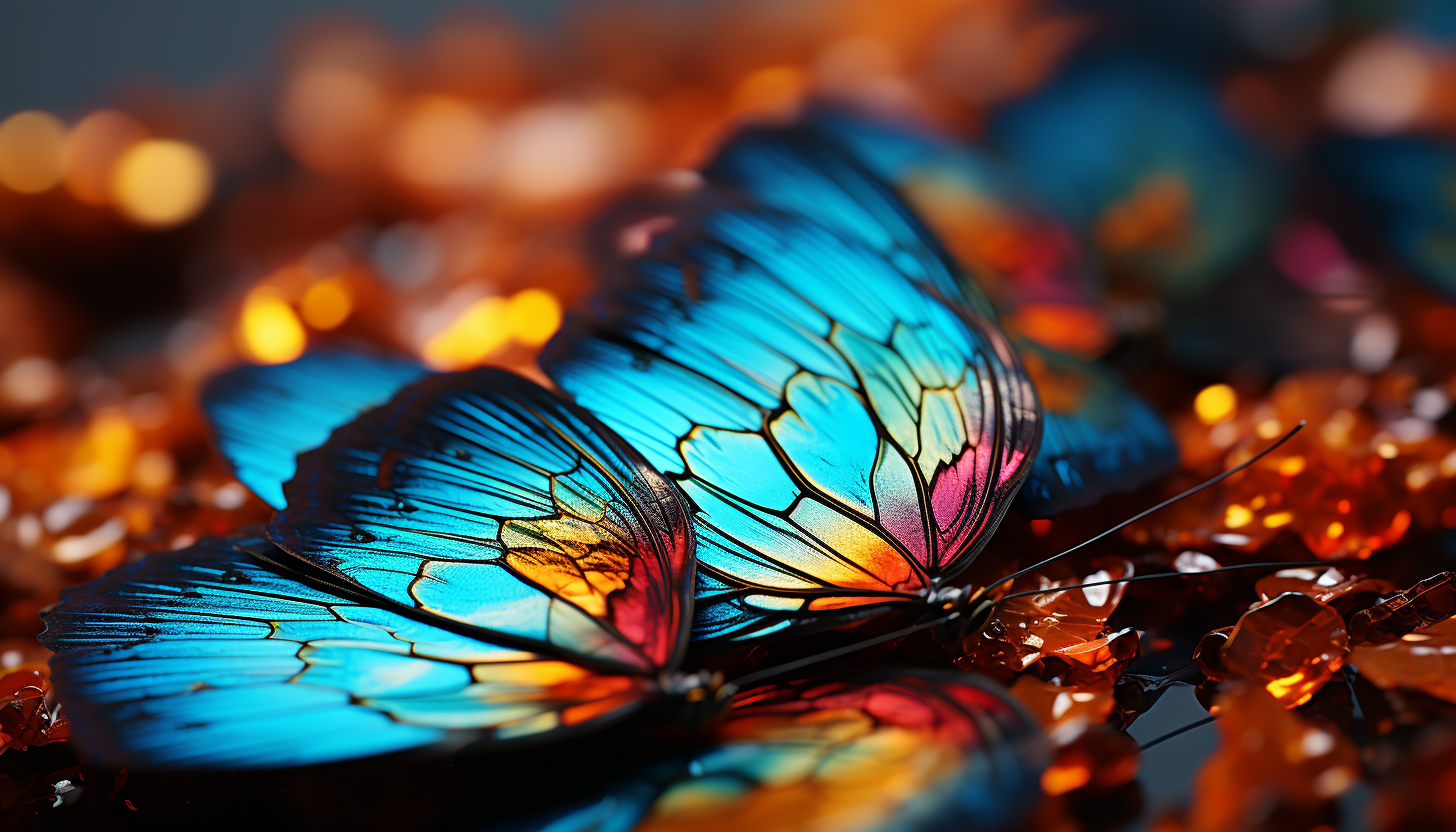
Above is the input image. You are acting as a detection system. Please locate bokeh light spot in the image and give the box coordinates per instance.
[300,277,354,330]
[239,288,307,365]
[0,111,66,194]
[506,288,562,347]
[110,139,213,228]
[1195,384,1238,425]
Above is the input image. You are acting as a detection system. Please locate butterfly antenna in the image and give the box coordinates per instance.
[1139,715,1216,751]
[983,421,1306,597]
[990,559,1344,605]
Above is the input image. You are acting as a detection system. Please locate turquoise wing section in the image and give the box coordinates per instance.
[268,368,695,674]
[202,348,428,509]
[39,538,652,769]
[544,128,1039,646]
[1014,337,1177,517]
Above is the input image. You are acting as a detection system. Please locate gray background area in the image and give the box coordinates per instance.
[0,1,571,115]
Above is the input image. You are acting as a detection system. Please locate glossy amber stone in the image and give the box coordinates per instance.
[1189,684,1360,832]
[0,664,68,753]
[1255,567,1396,613]
[1221,593,1349,707]
[1352,616,1456,704]
[1349,572,1456,645]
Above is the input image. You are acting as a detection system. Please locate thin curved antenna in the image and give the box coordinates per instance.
[984,421,1306,596]
[991,559,1341,605]
[1139,715,1216,751]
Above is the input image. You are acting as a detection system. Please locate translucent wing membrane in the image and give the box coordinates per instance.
[268,369,695,673]
[1013,337,1177,517]
[39,539,651,769]
[541,670,1048,832]
[545,131,1039,646]
[202,348,428,508]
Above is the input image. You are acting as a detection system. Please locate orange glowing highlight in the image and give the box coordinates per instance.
[239,288,307,365]
[1195,384,1238,425]
[60,109,147,205]
[421,296,509,369]
[300,277,354,330]
[110,139,213,228]
[0,111,66,194]
[506,288,562,347]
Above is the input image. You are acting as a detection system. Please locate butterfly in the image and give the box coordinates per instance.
[544,121,1187,644]
[44,370,699,768]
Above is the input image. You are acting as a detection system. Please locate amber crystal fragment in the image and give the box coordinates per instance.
[1009,675,1114,734]
[1189,685,1360,832]
[1349,572,1456,645]
[0,664,68,753]
[1193,627,1234,681]
[1222,593,1349,707]
[1039,724,1142,797]
[1352,616,1456,704]
[1255,567,1396,613]
[973,558,1134,684]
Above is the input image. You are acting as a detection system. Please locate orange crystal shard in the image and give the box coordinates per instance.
[1352,616,1456,705]
[1193,627,1234,681]
[1189,684,1361,832]
[1255,567,1396,613]
[0,664,68,753]
[1221,592,1349,707]
[1349,572,1456,645]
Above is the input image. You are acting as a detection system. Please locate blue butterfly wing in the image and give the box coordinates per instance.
[989,53,1283,297]
[39,538,655,769]
[545,129,1039,646]
[1012,337,1177,517]
[635,670,1047,832]
[267,368,695,674]
[700,123,994,319]
[202,348,428,508]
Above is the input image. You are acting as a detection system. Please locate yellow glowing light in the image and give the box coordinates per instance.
[110,139,213,228]
[239,288,307,365]
[422,297,509,369]
[132,449,175,495]
[1263,511,1294,529]
[1326,521,1344,539]
[0,111,66,194]
[506,288,563,347]
[63,408,139,498]
[1041,764,1092,796]
[1277,457,1306,477]
[60,109,147,205]
[300,277,354,330]
[1224,504,1253,529]
[1256,418,1284,439]
[1194,384,1237,425]
[1265,671,1312,705]
[1375,442,1399,459]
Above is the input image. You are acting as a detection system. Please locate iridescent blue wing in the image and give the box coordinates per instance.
[202,348,428,508]
[699,122,995,318]
[497,670,1047,832]
[1322,135,1456,299]
[810,110,1099,315]
[989,52,1283,297]
[637,670,1046,832]
[39,538,655,769]
[544,129,1040,646]
[1012,336,1177,517]
[268,368,694,674]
